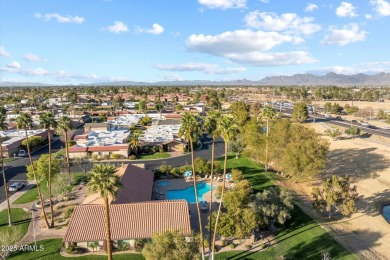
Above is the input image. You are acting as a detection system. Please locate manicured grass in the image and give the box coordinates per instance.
[0,208,31,242]
[137,153,170,160]
[215,206,356,260]
[3,157,17,163]
[9,239,146,260]
[13,173,85,205]
[217,154,279,192]
[214,155,355,260]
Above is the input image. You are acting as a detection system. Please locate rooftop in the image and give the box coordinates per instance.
[139,125,181,143]
[72,130,129,148]
[63,200,191,242]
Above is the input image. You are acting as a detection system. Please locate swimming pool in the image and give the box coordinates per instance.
[383,205,390,223]
[168,182,215,203]
[157,181,170,187]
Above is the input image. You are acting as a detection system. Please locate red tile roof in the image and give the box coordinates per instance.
[63,200,190,242]
[113,164,154,204]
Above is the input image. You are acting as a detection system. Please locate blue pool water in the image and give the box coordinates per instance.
[168,183,215,203]
[157,181,170,187]
[383,205,390,223]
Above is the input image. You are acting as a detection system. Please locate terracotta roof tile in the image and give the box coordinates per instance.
[63,200,190,242]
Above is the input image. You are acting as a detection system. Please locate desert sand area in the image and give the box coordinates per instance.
[281,123,390,260]
[316,100,390,113]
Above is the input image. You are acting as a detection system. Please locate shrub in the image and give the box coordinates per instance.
[118,242,130,251]
[244,244,252,250]
[103,154,110,160]
[129,155,136,160]
[92,154,99,161]
[66,244,78,254]
[229,243,235,249]
[134,239,147,252]
[64,207,74,219]
[111,153,121,159]
[158,146,164,153]
[221,239,227,246]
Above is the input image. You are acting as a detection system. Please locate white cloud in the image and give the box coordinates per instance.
[20,68,48,76]
[0,46,10,57]
[23,53,41,62]
[104,21,129,33]
[155,63,246,74]
[260,0,269,3]
[34,13,84,23]
[198,0,246,9]
[363,61,390,66]
[305,3,318,12]
[370,0,390,16]
[7,61,21,69]
[244,11,321,35]
[187,29,295,55]
[53,71,98,82]
[321,23,367,46]
[365,14,373,19]
[186,30,316,66]
[162,73,184,81]
[137,23,164,35]
[336,2,357,17]
[225,51,316,66]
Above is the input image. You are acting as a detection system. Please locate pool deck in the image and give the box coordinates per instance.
[154,177,229,234]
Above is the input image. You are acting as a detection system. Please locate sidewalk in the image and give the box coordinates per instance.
[0,181,35,211]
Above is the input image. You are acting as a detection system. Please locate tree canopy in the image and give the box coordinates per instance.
[312,175,358,218]
[230,101,251,126]
[142,230,201,260]
[292,102,309,123]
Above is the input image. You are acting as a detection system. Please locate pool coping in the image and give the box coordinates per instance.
[380,203,390,224]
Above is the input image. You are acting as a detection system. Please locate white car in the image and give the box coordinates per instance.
[361,122,369,126]
[18,150,26,157]
[8,182,25,192]
[382,126,390,130]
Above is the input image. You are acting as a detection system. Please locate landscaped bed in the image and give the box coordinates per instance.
[9,239,146,260]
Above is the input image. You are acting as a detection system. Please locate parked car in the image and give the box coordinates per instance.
[18,149,26,157]
[351,120,358,124]
[8,182,25,192]
[381,126,390,130]
[335,116,342,121]
[361,122,369,126]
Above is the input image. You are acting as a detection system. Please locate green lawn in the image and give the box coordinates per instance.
[217,154,278,192]
[215,206,356,260]
[215,155,356,260]
[137,153,170,160]
[13,173,85,205]
[3,157,17,163]
[0,208,31,243]
[9,239,145,260]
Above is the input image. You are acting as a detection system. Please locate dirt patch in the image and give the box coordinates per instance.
[284,123,390,259]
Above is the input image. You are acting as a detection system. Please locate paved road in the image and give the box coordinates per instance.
[279,107,390,138]
[0,135,225,204]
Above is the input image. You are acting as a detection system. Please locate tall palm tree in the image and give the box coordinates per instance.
[179,112,205,259]
[39,111,57,228]
[57,116,73,176]
[87,164,122,260]
[0,113,12,226]
[261,105,276,172]
[129,131,141,155]
[211,115,238,260]
[202,110,221,254]
[16,112,50,228]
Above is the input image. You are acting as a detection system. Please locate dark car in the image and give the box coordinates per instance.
[335,116,342,121]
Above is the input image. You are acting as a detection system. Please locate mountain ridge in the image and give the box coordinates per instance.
[1,72,390,87]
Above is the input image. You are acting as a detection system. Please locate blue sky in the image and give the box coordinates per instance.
[1,0,390,84]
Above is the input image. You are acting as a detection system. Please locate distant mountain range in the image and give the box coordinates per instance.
[1,72,390,87]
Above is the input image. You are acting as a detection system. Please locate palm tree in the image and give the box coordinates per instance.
[261,105,276,172]
[57,116,73,176]
[87,164,122,260]
[0,113,12,226]
[202,110,220,253]
[39,111,57,228]
[179,112,205,259]
[16,112,50,228]
[129,131,141,155]
[211,115,238,259]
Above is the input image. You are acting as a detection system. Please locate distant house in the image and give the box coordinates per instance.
[84,123,109,132]
[63,164,191,251]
